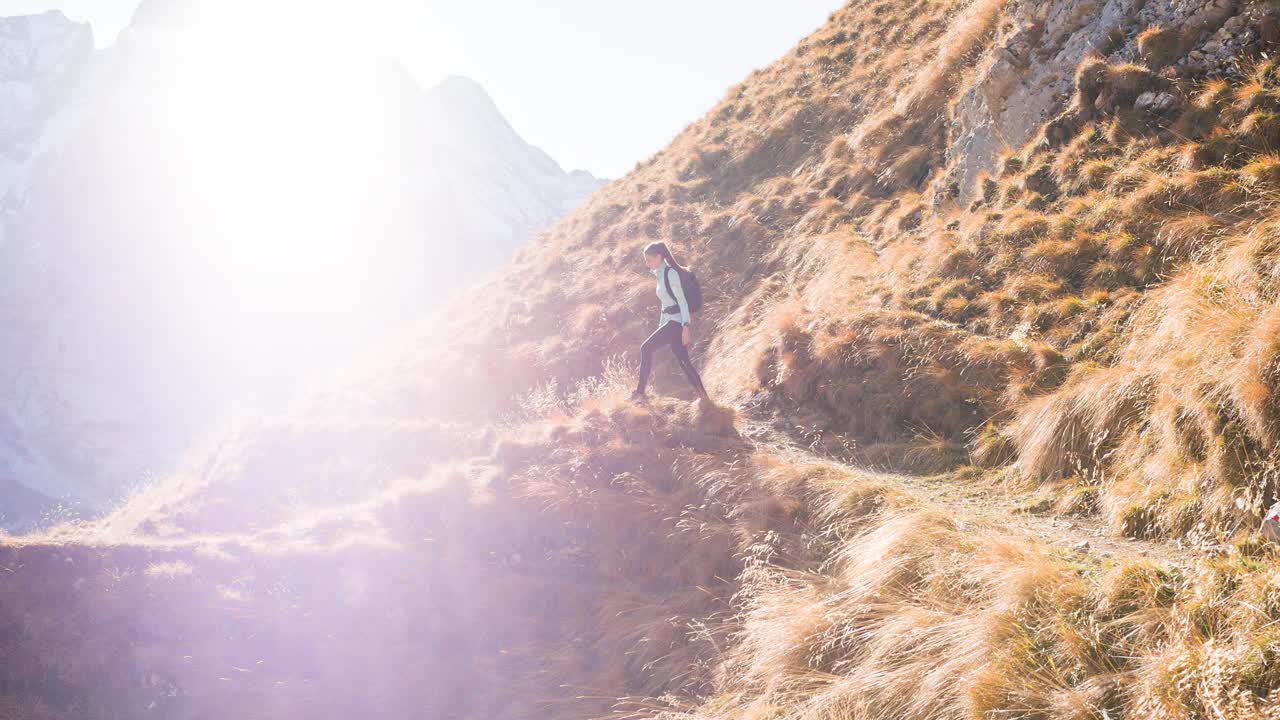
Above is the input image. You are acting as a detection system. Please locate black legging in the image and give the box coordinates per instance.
[635,321,708,397]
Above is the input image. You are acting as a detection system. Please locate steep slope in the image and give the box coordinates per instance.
[10,1,1280,719]
[0,9,602,528]
[363,0,1280,546]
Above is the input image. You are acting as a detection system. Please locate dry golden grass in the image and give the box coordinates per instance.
[3,392,753,720]
[1137,26,1181,68]
[408,9,1280,713]
[13,395,1280,719]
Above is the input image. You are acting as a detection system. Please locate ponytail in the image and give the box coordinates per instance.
[643,241,686,272]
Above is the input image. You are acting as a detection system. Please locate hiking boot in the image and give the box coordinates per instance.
[629,390,648,403]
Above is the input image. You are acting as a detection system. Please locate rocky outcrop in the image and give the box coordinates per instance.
[945,0,1280,203]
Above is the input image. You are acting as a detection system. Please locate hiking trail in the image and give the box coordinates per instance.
[738,416,1200,568]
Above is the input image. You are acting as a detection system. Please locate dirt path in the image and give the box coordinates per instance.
[737,419,1200,568]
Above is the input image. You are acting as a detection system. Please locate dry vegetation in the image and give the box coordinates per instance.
[10,0,1280,717]
[8,388,1280,719]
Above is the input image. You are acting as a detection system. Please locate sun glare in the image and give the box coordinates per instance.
[119,4,421,402]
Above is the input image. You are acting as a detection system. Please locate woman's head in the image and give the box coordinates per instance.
[643,241,682,271]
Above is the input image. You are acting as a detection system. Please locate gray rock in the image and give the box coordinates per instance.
[1136,91,1178,114]
[941,0,1246,204]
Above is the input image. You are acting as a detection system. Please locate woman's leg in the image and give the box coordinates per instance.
[670,328,710,400]
[634,322,681,395]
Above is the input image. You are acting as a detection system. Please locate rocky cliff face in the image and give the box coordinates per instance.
[0,9,603,529]
[946,0,1277,202]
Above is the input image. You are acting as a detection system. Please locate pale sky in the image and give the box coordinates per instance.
[0,0,841,178]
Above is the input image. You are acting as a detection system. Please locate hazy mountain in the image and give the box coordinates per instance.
[0,9,603,528]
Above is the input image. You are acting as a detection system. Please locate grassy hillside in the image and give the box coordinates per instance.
[9,0,1280,718]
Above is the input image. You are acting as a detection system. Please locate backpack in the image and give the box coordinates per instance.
[664,266,704,314]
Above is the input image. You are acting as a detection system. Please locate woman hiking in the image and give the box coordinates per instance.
[630,242,711,403]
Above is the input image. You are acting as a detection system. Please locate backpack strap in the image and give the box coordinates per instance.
[663,266,675,303]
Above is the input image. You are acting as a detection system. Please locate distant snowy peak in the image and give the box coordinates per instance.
[0,12,91,139]
[421,74,605,219]
[0,12,92,239]
[401,72,604,237]
[0,11,90,80]
[0,10,90,137]
[422,75,547,162]
[433,75,505,116]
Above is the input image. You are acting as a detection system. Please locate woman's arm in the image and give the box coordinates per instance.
[667,268,692,326]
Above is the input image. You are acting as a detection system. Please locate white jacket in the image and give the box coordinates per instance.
[653,260,691,328]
